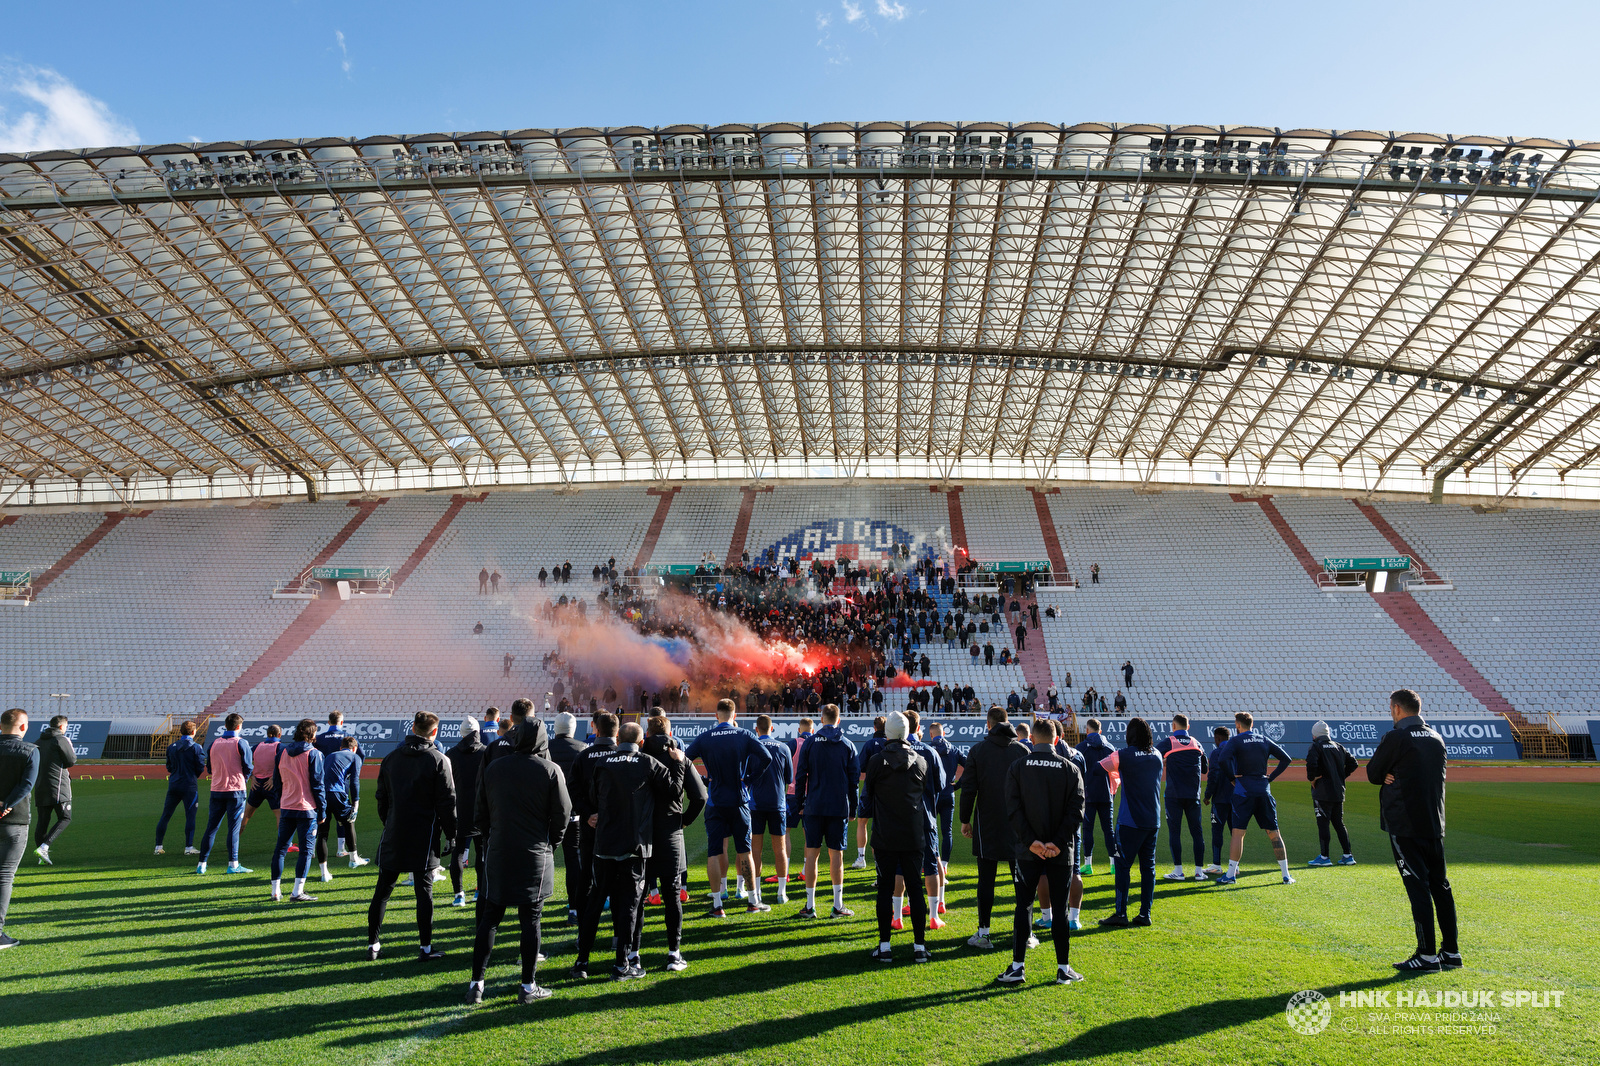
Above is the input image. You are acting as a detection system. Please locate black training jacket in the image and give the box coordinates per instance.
[958,723,1032,860]
[445,730,487,838]
[475,725,571,906]
[590,745,676,860]
[1365,715,1447,839]
[1306,736,1359,806]
[0,735,40,826]
[375,734,458,872]
[642,734,706,839]
[863,740,928,853]
[1004,742,1086,864]
[567,737,617,820]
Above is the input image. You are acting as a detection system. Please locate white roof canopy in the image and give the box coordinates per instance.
[4,122,1600,507]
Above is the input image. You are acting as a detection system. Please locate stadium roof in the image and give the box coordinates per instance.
[5,121,1600,509]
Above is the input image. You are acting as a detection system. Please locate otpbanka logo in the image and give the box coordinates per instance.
[1286,990,1332,1035]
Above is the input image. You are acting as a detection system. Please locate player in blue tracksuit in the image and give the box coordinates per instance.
[1097,717,1165,926]
[926,722,965,912]
[314,712,369,858]
[683,699,774,915]
[1212,711,1295,886]
[1202,726,1235,872]
[750,716,794,903]
[794,704,860,918]
[316,736,368,880]
[900,710,948,930]
[155,721,207,855]
[1074,720,1116,875]
[853,716,888,868]
[1156,714,1210,881]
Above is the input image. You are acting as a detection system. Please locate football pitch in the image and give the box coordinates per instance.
[0,778,1594,1066]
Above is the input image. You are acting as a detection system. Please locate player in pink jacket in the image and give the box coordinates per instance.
[196,713,254,875]
[268,719,325,902]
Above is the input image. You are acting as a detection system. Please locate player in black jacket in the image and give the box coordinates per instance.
[1305,721,1359,867]
[958,706,1032,950]
[574,722,680,981]
[565,711,619,923]
[1202,726,1233,873]
[546,711,588,921]
[862,712,930,963]
[996,719,1086,986]
[1366,689,1459,973]
[637,717,707,972]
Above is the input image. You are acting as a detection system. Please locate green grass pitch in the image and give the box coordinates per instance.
[0,778,1594,1065]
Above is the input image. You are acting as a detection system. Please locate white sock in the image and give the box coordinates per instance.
[470,979,483,990]
[893,895,903,916]
[270,878,280,893]
[832,884,845,909]
[1227,860,1239,876]
[750,881,762,905]
[1172,865,1184,876]
[521,982,535,992]
[319,863,329,877]
[879,940,891,952]
[736,876,746,896]
[420,943,431,953]
[977,926,989,937]
[914,942,925,951]
[293,878,305,894]
[1278,859,1291,877]
[1420,953,1439,963]
[711,891,722,908]
[806,885,817,908]
[720,877,729,897]
[1041,907,1053,921]
[370,940,381,951]
[1067,907,1079,922]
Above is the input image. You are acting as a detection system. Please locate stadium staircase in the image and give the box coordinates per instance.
[725,485,773,567]
[199,494,482,719]
[1237,493,1522,725]
[939,485,968,558]
[1350,499,1448,586]
[28,510,148,598]
[1028,487,1075,585]
[635,487,680,568]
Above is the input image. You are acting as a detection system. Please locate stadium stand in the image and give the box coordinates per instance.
[5,482,1599,734]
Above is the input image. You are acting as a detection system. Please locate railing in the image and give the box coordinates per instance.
[5,137,1588,208]
[1507,712,1570,759]
[271,576,323,599]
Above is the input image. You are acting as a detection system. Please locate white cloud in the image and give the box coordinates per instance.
[336,30,352,77]
[875,0,908,18]
[816,11,832,29]
[841,0,864,22]
[0,64,139,153]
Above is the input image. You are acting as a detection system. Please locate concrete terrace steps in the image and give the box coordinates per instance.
[635,487,680,569]
[200,493,482,720]
[29,510,149,597]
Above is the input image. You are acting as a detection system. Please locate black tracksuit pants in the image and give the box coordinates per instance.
[471,899,544,984]
[1210,801,1232,864]
[1081,801,1114,863]
[1012,858,1073,965]
[1113,825,1158,918]
[35,801,71,848]
[875,849,927,943]
[636,851,685,954]
[1166,798,1204,869]
[1316,796,1353,857]
[367,867,435,947]
[561,819,585,912]
[1390,834,1458,957]
[577,855,645,967]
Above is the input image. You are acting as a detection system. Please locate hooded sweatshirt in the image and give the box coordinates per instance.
[957,722,1032,860]
[206,730,254,793]
[273,740,326,819]
[862,739,929,853]
[794,723,860,819]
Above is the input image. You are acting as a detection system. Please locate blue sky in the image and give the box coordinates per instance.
[2,0,1598,151]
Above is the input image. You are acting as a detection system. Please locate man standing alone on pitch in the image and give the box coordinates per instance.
[794,704,859,919]
[862,712,931,964]
[467,712,570,1004]
[959,705,1032,950]
[996,717,1086,986]
[684,699,773,916]
[1213,711,1295,887]
[0,707,39,949]
[367,712,457,961]
[32,715,76,865]
[1306,720,1359,867]
[1366,689,1459,973]
[156,721,206,856]
[1157,714,1209,881]
[196,713,254,876]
